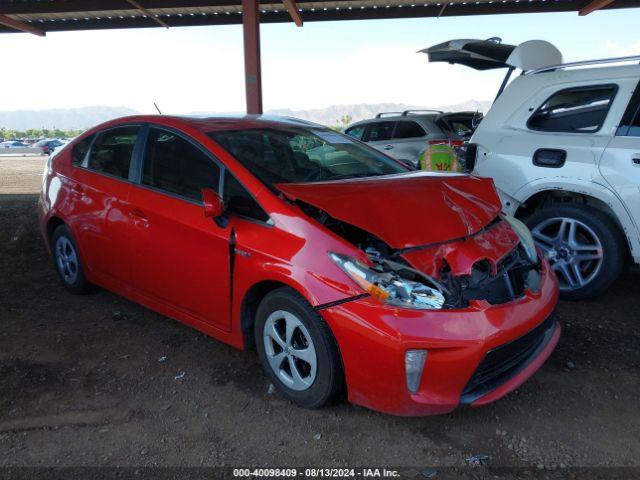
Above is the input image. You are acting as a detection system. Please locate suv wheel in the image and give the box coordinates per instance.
[526,205,625,300]
[255,287,343,408]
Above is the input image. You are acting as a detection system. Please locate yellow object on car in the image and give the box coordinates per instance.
[419,143,461,172]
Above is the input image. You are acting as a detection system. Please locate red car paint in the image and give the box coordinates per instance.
[38,115,560,416]
[276,173,502,249]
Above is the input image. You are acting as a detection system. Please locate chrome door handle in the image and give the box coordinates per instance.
[383,144,394,150]
[70,185,84,196]
[632,157,640,166]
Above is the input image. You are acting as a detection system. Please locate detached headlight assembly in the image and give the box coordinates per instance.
[501,214,538,263]
[329,253,445,310]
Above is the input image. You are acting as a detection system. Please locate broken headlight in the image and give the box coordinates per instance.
[329,253,445,310]
[501,214,537,263]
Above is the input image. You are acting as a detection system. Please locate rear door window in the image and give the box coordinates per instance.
[364,122,395,142]
[527,85,617,133]
[393,121,426,139]
[87,126,139,179]
[142,128,220,202]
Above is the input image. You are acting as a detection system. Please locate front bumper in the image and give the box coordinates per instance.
[319,259,559,416]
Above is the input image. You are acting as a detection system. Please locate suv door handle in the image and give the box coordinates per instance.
[632,157,640,166]
[383,144,394,150]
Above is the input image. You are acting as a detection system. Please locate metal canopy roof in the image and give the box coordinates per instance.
[0,0,637,35]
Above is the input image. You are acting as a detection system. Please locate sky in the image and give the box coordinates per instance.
[1,8,639,114]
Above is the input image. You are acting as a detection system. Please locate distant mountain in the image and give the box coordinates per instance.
[266,100,492,125]
[1,100,492,130]
[0,106,139,130]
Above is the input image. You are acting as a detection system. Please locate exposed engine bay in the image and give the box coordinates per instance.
[298,201,542,309]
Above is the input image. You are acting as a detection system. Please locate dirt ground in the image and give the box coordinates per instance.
[1,155,639,476]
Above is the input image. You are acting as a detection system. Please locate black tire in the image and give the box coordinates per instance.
[50,224,94,294]
[525,204,626,300]
[255,287,343,408]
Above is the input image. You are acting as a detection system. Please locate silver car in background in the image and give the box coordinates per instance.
[344,110,479,168]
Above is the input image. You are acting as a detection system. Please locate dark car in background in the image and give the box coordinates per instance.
[35,139,66,155]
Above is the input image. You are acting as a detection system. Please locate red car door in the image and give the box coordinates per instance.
[127,127,232,331]
[69,126,140,287]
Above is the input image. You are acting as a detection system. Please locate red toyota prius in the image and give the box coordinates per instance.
[38,115,560,416]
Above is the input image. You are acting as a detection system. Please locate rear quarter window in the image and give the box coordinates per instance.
[71,135,94,166]
[527,85,618,133]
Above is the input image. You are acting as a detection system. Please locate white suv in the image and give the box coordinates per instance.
[427,39,640,299]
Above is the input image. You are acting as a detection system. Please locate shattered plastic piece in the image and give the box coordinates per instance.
[466,454,489,466]
[313,433,322,441]
[158,356,167,363]
[267,383,276,394]
[174,371,186,380]
[420,468,438,478]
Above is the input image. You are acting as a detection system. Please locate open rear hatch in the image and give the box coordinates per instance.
[420,38,563,99]
[420,38,562,71]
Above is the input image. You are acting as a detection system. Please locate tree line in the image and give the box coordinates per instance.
[0,127,85,140]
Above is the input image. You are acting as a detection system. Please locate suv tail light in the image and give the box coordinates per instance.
[464,143,478,172]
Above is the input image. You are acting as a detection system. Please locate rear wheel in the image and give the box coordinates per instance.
[51,225,94,294]
[526,205,625,300]
[255,287,343,408]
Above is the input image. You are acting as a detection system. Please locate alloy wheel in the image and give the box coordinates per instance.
[531,217,603,291]
[55,236,79,284]
[263,310,317,391]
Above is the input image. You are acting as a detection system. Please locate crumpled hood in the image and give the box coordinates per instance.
[276,172,502,249]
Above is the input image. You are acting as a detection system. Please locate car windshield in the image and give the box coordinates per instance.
[207,127,408,185]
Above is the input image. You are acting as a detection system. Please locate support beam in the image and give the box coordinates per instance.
[437,0,450,17]
[282,0,303,26]
[124,0,170,27]
[0,14,45,36]
[579,0,614,15]
[242,0,263,114]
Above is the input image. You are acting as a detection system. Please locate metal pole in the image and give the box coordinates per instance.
[242,0,263,114]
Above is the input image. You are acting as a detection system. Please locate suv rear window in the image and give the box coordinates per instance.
[528,85,617,133]
[364,122,395,142]
[393,121,426,139]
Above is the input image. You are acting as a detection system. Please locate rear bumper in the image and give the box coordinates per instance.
[320,260,559,416]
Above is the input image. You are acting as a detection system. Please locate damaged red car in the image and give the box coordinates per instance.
[38,115,560,416]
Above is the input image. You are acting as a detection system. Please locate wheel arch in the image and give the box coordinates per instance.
[239,280,308,350]
[46,216,67,246]
[512,182,638,259]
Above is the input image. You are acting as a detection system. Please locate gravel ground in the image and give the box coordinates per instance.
[0,156,639,476]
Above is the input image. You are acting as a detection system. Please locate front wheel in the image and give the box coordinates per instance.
[525,205,625,300]
[255,287,343,408]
